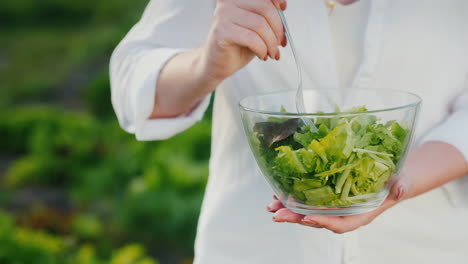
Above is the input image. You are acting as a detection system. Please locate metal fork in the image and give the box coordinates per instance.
[278,10,317,130]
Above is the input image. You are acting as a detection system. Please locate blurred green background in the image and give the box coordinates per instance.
[0,1,211,263]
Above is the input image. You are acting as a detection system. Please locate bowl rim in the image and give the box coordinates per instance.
[238,88,422,117]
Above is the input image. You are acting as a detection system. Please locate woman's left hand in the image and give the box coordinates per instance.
[267,142,468,234]
[266,178,407,234]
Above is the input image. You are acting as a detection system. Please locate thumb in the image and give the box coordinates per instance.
[389,171,411,201]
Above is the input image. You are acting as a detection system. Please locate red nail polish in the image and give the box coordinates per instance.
[263,55,268,61]
[273,216,284,222]
[275,52,280,60]
[281,37,287,47]
[280,1,287,10]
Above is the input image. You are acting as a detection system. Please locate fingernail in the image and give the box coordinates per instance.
[281,36,287,47]
[269,202,283,212]
[273,195,278,200]
[272,216,285,223]
[302,223,321,228]
[301,219,323,228]
[275,52,280,60]
[303,216,317,223]
[337,0,359,6]
[280,1,287,10]
[263,55,268,61]
[301,219,319,226]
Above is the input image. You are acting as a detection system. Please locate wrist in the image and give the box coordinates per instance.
[151,49,217,119]
[193,47,226,89]
[192,48,223,92]
[396,141,467,200]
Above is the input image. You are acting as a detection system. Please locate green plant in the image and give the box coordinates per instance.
[72,214,103,240]
[0,210,160,264]
[83,70,113,120]
[110,244,158,264]
[1,105,211,257]
[0,0,148,26]
[0,210,66,264]
[0,0,212,260]
[4,154,63,188]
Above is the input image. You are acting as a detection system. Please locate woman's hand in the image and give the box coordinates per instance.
[152,0,287,118]
[266,178,406,234]
[198,0,287,83]
[198,0,361,83]
[266,142,468,234]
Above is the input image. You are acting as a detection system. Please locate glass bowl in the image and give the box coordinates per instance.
[239,88,421,216]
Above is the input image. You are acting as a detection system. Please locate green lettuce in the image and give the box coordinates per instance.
[255,106,410,207]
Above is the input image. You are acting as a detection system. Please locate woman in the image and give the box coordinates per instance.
[110,0,468,263]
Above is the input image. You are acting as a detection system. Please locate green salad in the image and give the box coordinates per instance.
[252,107,409,207]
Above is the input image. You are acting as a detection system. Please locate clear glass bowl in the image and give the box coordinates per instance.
[239,89,421,216]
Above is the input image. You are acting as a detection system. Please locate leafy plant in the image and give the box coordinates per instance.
[0,0,212,262]
[0,210,160,264]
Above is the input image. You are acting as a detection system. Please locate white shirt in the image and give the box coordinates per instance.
[110,0,468,263]
[329,0,370,88]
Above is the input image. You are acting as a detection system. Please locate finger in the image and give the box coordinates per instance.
[237,0,285,48]
[301,197,397,234]
[221,22,269,60]
[301,222,324,228]
[390,179,406,201]
[302,215,350,233]
[271,0,287,47]
[270,0,287,10]
[281,31,287,47]
[266,200,284,212]
[391,170,412,201]
[272,208,304,223]
[228,6,280,59]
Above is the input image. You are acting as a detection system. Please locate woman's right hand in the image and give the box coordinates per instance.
[150,0,287,118]
[197,0,287,84]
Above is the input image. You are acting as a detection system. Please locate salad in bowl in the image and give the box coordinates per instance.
[239,89,421,216]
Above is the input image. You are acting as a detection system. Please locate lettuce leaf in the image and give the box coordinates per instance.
[274,146,307,174]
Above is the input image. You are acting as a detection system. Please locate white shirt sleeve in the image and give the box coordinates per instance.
[109,0,214,141]
[419,79,468,161]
